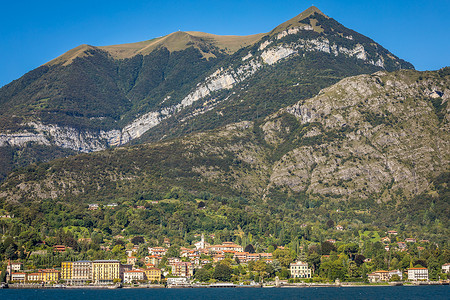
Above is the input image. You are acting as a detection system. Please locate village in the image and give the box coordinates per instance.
[2,231,449,288]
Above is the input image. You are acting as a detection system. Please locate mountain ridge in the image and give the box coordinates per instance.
[46,6,328,65]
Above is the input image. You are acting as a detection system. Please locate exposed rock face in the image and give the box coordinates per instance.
[0,122,109,152]
[1,70,448,205]
[264,70,449,200]
[261,46,297,65]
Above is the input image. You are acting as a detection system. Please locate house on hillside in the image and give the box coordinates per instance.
[381,237,391,243]
[88,204,99,210]
[127,256,138,266]
[148,247,167,256]
[397,242,407,250]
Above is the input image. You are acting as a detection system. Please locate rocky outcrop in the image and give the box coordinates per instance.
[0,122,109,152]
[264,70,449,200]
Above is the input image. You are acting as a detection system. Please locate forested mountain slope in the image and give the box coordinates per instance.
[1,69,447,225]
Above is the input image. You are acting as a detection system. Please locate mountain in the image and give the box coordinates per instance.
[1,69,448,233]
[0,6,414,180]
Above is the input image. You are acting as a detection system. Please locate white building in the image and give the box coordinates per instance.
[11,272,26,282]
[7,262,23,273]
[208,242,243,253]
[123,270,145,283]
[388,269,403,280]
[290,261,312,278]
[194,234,210,250]
[148,247,168,256]
[407,268,428,281]
[442,263,450,273]
[167,277,189,286]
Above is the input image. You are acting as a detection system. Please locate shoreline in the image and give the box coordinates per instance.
[2,281,448,289]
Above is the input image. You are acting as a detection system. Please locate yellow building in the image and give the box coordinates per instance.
[27,273,42,282]
[92,260,121,284]
[61,261,73,280]
[40,269,60,283]
[144,267,161,282]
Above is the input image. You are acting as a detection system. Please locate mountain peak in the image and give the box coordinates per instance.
[270,6,328,35]
[300,6,327,18]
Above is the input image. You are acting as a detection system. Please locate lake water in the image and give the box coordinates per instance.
[1,286,449,300]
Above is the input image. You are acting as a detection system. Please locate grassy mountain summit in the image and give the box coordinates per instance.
[48,31,266,65]
[0,6,414,180]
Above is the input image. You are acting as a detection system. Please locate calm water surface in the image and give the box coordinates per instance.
[1,286,449,300]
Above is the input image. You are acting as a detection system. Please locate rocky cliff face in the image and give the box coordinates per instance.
[263,70,449,201]
[1,70,447,205]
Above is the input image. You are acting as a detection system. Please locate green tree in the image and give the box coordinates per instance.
[5,244,17,260]
[213,263,232,282]
[195,268,211,282]
[166,245,180,258]
[273,248,295,268]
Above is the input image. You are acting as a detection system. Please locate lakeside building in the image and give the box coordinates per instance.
[11,272,26,283]
[172,262,194,278]
[123,270,145,283]
[368,270,403,282]
[167,277,189,286]
[388,270,403,280]
[92,260,121,284]
[368,270,389,283]
[22,269,60,283]
[61,261,73,281]
[407,268,429,281]
[61,260,93,284]
[27,272,41,282]
[289,261,312,278]
[442,263,450,273]
[144,267,162,282]
[41,269,60,283]
[73,260,93,284]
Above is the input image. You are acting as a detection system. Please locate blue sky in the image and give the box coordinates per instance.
[1,0,449,87]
